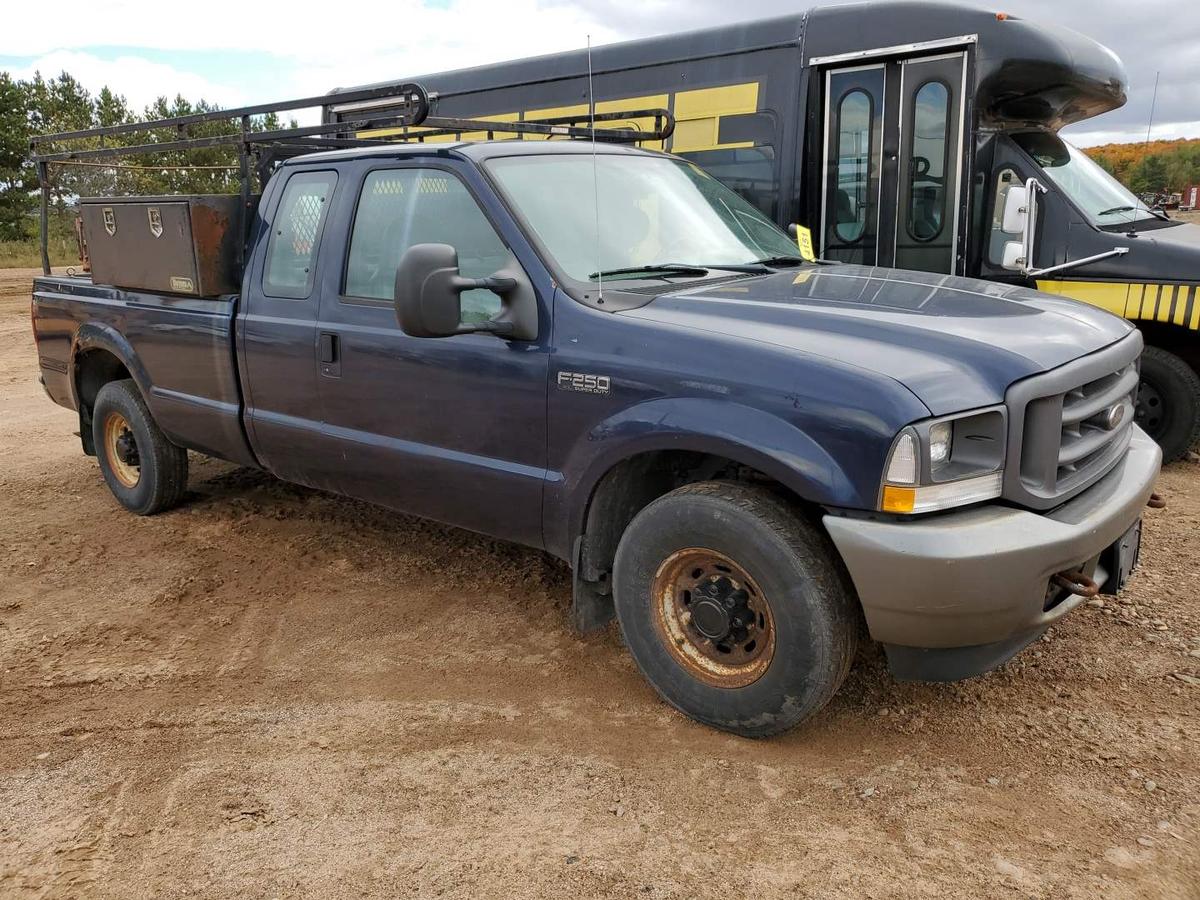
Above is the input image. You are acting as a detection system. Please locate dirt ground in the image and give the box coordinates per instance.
[1,267,1197,900]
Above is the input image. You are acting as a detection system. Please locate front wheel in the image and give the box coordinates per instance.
[1136,346,1200,463]
[612,481,858,737]
[92,379,189,515]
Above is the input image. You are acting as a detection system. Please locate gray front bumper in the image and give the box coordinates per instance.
[823,428,1161,673]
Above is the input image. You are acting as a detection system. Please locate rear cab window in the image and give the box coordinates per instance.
[263,171,339,299]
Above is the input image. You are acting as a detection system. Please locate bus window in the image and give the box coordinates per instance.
[675,146,778,220]
[906,81,949,243]
[835,90,873,243]
[821,64,883,265]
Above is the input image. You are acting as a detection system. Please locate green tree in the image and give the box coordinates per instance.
[0,72,32,240]
[1129,155,1170,195]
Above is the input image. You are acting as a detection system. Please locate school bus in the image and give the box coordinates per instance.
[325,0,1200,461]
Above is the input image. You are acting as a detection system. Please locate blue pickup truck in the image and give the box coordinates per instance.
[32,139,1161,736]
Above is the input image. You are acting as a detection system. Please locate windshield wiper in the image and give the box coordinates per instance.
[587,257,807,280]
[750,256,806,268]
[1097,204,1170,223]
[588,264,709,280]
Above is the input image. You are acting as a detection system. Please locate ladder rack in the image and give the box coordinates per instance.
[28,81,675,274]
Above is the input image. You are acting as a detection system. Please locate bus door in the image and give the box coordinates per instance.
[819,49,968,274]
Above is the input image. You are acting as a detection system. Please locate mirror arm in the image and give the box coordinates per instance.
[1020,177,1047,273]
[451,274,518,294]
[1025,247,1129,278]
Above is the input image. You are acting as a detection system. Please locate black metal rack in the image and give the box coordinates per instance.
[29,81,675,275]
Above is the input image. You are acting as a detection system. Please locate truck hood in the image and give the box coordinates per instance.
[620,265,1134,414]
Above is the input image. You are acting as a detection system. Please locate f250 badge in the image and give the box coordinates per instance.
[557,371,611,395]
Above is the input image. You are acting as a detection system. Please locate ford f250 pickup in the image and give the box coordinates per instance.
[32,138,1162,736]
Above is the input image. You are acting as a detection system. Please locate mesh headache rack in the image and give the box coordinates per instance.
[28,81,675,276]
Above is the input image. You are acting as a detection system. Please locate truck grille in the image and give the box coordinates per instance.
[1004,332,1142,510]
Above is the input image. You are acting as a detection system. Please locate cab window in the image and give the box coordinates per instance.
[345,169,509,324]
[263,171,337,299]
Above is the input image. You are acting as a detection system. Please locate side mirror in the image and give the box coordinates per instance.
[999,177,1046,273]
[1001,186,1028,236]
[1001,241,1025,271]
[394,243,521,339]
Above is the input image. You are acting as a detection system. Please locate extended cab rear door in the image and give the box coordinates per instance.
[238,168,346,490]
[310,158,552,548]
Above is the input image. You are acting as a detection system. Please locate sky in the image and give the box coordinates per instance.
[1,0,1196,147]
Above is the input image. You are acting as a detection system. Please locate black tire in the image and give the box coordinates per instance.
[612,481,858,738]
[92,379,188,515]
[1136,346,1200,463]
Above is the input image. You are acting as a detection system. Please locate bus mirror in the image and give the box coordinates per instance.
[1001,241,1025,271]
[1001,187,1028,236]
[998,178,1047,274]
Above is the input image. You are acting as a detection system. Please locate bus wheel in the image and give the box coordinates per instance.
[1136,346,1200,463]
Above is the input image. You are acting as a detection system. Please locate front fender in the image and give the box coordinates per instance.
[545,397,868,560]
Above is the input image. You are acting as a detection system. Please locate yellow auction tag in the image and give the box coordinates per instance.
[794,225,816,262]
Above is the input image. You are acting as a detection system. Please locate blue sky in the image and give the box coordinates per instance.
[2,0,1197,146]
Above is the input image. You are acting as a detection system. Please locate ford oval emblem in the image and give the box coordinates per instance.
[1105,404,1125,431]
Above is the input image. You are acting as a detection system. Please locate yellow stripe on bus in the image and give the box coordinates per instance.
[670,83,759,153]
[1035,280,1200,331]
[352,81,761,154]
[1035,280,1129,316]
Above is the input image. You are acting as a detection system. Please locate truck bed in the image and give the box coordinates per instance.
[31,274,257,467]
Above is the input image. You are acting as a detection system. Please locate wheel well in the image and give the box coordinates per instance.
[1136,323,1200,372]
[75,349,132,456]
[575,450,812,597]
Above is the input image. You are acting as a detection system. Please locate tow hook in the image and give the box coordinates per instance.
[1147,492,1166,509]
[1051,570,1100,598]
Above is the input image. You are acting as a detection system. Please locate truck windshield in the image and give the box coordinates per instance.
[1012,132,1161,228]
[486,154,802,282]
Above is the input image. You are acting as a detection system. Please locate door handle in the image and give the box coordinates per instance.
[318,331,338,364]
[318,332,341,377]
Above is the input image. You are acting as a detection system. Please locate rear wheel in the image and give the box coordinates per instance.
[92,379,188,515]
[612,481,857,737]
[1136,346,1200,463]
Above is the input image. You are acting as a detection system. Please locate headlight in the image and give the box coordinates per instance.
[879,407,1006,514]
[928,421,952,470]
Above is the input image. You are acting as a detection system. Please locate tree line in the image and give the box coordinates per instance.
[0,70,285,244]
[1085,138,1200,197]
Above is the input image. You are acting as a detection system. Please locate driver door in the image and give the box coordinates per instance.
[314,162,551,547]
[820,50,968,274]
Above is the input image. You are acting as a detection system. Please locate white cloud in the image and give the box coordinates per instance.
[9,50,245,112]
[3,0,618,124]
[0,0,616,62]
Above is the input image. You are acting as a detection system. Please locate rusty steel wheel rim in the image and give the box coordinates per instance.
[103,411,141,489]
[651,548,776,689]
